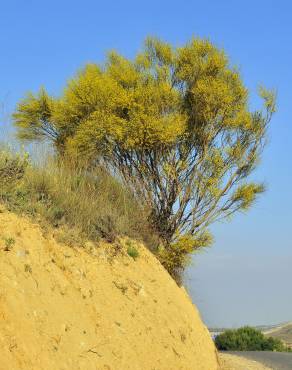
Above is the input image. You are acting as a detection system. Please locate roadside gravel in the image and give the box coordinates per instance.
[219,353,273,369]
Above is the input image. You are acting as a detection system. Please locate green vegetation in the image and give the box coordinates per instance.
[0,147,156,248]
[0,149,28,185]
[9,37,275,282]
[126,242,139,260]
[3,237,15,251]
[215,326,288,352]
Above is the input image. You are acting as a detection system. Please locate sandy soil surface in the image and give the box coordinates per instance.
[0,207,218,370]
[219,353,273,370]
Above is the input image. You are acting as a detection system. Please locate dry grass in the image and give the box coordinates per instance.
[219,353,273,370]
[0,146,158,249]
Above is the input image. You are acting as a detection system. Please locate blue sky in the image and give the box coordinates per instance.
[1,0,291,327]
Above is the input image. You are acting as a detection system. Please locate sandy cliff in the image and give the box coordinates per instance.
[0,207,218,370]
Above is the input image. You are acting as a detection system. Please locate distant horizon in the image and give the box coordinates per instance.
[207,321,292,331]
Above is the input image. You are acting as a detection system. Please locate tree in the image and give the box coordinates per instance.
[215,326,286,352]
[13,37,275,281]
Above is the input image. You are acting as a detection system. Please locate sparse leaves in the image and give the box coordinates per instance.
[231,183,265,210]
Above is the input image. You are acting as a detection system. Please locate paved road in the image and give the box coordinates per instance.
[225,351,292,370]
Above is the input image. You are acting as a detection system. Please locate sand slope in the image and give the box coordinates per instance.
[265,322,292,347]
[0,207,218,370]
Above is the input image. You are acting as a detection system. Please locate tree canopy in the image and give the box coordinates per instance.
[13,37,275,281]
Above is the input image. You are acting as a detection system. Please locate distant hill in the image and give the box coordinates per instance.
[209,323,285,335]
[263,322,292,347]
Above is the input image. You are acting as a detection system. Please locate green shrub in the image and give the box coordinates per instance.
[126,244,139,260]
[3,237,15,251]
[215,326,287,352]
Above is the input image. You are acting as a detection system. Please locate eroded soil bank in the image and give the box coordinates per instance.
[0,208,218,370]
